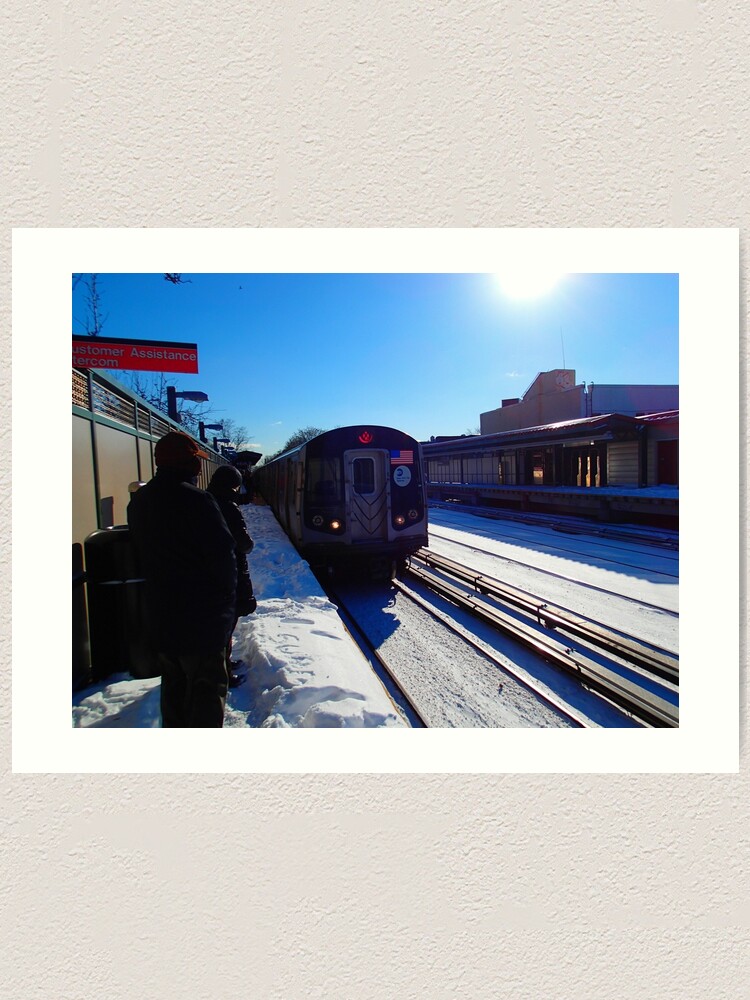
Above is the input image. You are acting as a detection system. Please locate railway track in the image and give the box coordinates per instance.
[328,586,429,728]
[428,500,680,550]
[325,578,595,729]
[431,519,680,574]
[426,528,679,616]
[403,549,679,729]
[390,579,591,728]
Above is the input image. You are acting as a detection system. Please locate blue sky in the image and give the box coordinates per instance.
[72,272,678,456]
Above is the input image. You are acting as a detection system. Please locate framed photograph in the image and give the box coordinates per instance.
[12,227,739,772]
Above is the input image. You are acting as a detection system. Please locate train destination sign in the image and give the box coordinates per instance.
[72,335,199,373]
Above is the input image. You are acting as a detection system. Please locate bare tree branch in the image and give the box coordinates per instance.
[260,426,326,465]
[74,274,109,336]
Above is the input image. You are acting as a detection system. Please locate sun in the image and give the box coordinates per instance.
[494,269,563,300]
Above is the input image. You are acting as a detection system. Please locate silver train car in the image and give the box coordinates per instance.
[253,425,428,573]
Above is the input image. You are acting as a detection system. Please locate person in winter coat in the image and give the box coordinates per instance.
[207,465,257,686]
[127,432,237,727]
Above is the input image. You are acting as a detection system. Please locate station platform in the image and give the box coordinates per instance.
[72,504,407,729]
[425,482,678,528]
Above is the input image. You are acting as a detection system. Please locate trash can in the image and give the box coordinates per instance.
[83,526,160,681]
[72,543,91,690]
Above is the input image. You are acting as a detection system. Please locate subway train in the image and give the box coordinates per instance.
[253,425,428,574]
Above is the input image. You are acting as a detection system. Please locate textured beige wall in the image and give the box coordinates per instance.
[3,3,747,998]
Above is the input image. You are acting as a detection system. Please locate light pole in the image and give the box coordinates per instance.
[199,421,223,443]
[166,386,209,423]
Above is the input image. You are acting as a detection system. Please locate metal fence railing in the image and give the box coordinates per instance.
[72,368,227,548]
[72,367,231,688]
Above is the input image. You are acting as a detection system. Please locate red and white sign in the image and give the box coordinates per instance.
[72,336,199,374]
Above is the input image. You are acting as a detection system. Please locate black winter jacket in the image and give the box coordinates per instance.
[206,486,255,615]
[127,468,237,654]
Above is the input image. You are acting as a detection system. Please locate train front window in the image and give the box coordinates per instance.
[305,458,343,503]
[352,457,376,495]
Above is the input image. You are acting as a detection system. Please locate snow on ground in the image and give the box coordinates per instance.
[427,508,679,653]
[72,504,407,729]
[339,580,591,728]
[71,502,679,730]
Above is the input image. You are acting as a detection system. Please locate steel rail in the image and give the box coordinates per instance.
[403,560,679,729]
[424,531,679,616]
[428,500,679,550]
[431,509,680,568]
[391,579,591,728]
[413,548,679,684]
[325,585,428,729]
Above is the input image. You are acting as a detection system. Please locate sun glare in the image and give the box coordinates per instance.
[495,269,562,300]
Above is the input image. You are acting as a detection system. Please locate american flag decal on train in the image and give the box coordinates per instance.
[390,449,414,465]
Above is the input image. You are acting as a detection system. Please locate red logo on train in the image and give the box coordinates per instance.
[358,431,373,444]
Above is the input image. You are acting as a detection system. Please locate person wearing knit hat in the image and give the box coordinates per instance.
[153,431,209,471]
[207,465,257,687]
[127,431,237,727]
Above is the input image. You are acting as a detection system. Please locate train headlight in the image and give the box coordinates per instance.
[312,515,324,528]
[330,519,342,531]
[408,509,418,520]
[394,514,406,526]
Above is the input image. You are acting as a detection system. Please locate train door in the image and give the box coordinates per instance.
[284,457,298,531]
[344,450,389,543]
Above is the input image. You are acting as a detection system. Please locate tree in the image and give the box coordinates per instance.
[71,272,241,439]
[122,371,171,412]
[73,273,108,337]
[72,272,207,429]
[113,371,212,433]
[281,426,327,451]
[259,426,326,465]
[221,419,251,451]
[177,402,212,437]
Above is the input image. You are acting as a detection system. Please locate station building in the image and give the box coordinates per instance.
[423,369,678,527]
[480,369,678,434]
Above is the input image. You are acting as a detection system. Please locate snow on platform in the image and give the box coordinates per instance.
[72,504,407,729]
